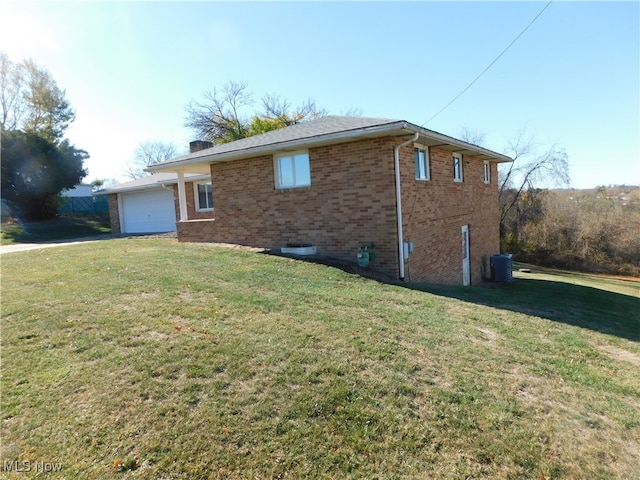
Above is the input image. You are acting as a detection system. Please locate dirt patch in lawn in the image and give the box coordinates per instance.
[596,344,640,366]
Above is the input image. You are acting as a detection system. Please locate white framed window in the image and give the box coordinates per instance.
[275,151,311,189]
[414,147,430,181]
[483,161,491,184]
[194,181,213,211]
[453,153,464,182]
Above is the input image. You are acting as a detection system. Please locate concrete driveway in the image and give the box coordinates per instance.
[0,234,115,255]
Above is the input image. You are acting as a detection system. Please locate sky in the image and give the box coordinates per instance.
[1,0,639,189]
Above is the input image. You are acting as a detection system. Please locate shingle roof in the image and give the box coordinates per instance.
[153,116,400,166]
[148,115,511,173]
[212,116,401,153]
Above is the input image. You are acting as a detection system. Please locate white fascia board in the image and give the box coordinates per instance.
[96,174,211,195]
[148,121,512,174]
[409,125,513,163]
[147,122,411,174]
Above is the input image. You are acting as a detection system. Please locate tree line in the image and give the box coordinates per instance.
[469,128,639,277]
[500,185,640,276]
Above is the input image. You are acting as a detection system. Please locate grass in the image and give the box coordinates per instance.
[1,238,639,479]
[511,262,640,297]
[421,262,640,343]
[0,214,111,245]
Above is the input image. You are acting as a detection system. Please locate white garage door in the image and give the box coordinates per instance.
[120,189,177,234]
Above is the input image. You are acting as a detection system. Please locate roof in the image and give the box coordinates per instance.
[147,116,512,174]
[61,184,94,197]
[95,172,210,195]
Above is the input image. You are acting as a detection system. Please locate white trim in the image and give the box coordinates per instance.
[176,171,188,221]
[483,160,491,184]
[193,181,214,211]
[414,146,430,181]
[147,119,512,175]
[95,173,210,195]
[119,188,178,234]
[274,150,311,189]
[117,193,124,233]
[281,245,317,255]
[462,225,470,286]
[453,153,464,183]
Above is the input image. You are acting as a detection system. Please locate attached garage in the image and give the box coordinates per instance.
[119,188,176,234]
[97,173,212,236]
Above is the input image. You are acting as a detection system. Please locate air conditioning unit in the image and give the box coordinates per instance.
[491,254,513,282]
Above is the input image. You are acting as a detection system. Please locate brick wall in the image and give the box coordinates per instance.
[176,137,501,284]
[178,138,401,277]
[400,145,500,284]
[107,193,121,235]
[172,182,215,221]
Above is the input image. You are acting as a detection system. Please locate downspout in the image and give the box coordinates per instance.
[394,132,419,281]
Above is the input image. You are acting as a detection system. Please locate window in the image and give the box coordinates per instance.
[453,153,464,182]
[414,147,430,180]
[275,151,311,189]
[483,161,491,184]
[195,181,213,211]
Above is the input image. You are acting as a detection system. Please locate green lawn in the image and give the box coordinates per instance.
[1,239,639,479]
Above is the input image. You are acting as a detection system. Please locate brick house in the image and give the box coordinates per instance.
[147,116,512,285]
[100,172,212,235]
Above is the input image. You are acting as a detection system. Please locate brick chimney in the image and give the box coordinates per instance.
[189,140,213,153]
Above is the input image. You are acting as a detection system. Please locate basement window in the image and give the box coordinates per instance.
[414,147,430,181]
[453,153,464,182]
[195,181,213,211]
[275,151,311,189]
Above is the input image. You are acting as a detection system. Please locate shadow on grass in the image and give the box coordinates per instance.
[268,251,640,342]
[265,250,400,284]
[413,277,640,343]
[1,214,111,244]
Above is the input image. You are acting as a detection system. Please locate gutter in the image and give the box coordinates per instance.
[147,122,410,173]
[95,174,211,195]
[394,131,419,281]
[147,120,511,175]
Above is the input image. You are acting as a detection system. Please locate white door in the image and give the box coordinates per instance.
[120,189,177,234]
[462,225,470,286]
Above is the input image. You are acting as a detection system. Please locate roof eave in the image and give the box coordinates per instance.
[147,121,412,173]
[148,120,512,174]
[96,173,211,195]
[405,123,513,163]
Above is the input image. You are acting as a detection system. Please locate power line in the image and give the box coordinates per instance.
[422,1,553,127]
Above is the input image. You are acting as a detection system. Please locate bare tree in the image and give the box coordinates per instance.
[0,51,25,130]
[184,81,331,144]
[184,81,253,144]
[260,93,291,125]
[497,129,570,254]
[0,52,75,142]
[124,141,178,180]
[458,125,487,147]
[499,131,570,227]
[340,106,363,117]
[458,125,570,252]
[262,94,327,125]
